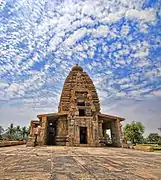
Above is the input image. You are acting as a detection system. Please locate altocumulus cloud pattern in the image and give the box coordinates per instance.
[0,0,161,135]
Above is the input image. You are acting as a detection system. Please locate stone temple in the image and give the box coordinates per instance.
[27,65,124,147]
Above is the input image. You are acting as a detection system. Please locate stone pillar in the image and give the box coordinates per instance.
[116,119,122,147]
[111,121,117,147]
[39,115,47,146]
[88,119,94,146]
[111,120,121,147]
[74,123,80,146]
[92,116,100,146]
[98,120,103,137]
[98,120,105,146]
[66,117,75,146]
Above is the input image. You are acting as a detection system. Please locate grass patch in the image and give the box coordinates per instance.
[154,150,161,153]
[138,144,161,151]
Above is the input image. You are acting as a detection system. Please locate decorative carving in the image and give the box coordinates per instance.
[27,64,124,147]
[58,65,100,113]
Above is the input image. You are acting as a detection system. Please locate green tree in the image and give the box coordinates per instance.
[158,137,161,145]
[8,123,15,140]
[0,126,4,140]
[147,133,160,144]
[15,125,22,140]
[3,124,29,141]
[142,137,148,144]
[21,126,28,140]
[123,121,145,144]
[5,123,17,140]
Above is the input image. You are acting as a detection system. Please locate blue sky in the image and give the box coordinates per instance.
[0,0,161,136]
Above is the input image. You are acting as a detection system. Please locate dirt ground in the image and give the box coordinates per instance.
[0,145,161,180]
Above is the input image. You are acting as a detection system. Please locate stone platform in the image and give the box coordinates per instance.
[0,145,161,180]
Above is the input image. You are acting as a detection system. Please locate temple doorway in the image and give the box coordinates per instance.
[102,121,113,146]
[47,120,56,145]
[80,127,87,144]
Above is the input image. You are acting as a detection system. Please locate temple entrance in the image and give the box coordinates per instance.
[47,120,56,145]
[102,121,113,146]
[80,127,87,144]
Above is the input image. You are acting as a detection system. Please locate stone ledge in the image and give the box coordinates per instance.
[135,144,153,152]
[0,140,26,147]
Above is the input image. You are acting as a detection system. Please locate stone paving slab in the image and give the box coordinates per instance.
[0,145,161,180]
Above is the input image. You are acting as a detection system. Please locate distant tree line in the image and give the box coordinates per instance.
[0,124,29,141]
[123,121,161,145]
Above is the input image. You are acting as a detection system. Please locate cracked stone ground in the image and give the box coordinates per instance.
[0,145,161,180]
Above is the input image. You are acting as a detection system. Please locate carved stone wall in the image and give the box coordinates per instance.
[27,65,124,147]
[66,116,100,147]
[56,117,68,146]
[26,120,40,147]
[58,64,100,114]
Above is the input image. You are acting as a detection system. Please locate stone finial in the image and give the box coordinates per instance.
[71,64,83,72]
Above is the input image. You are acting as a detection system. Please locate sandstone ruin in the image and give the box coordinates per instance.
[27,65,124,147]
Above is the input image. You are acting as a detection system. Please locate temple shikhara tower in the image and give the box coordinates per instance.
[27,65,124,147]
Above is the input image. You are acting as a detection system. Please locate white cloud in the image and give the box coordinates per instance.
[0,81,9,89]
[126,9,156,22]
[100,11,125,23]
[101,97,161,137]
[92,25,109,37]
[0,0,160,134]
[138,22,149,33]
[144,67,161,79]
[64,27,88,46]
[0,105,56,129]
[153,90,161,97]
[120,25,129,36]
[8,83,19,92]
[136,59,150,67]
[133,49,149,57]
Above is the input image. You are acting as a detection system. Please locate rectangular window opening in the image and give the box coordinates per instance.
[79,109,85,116]
[77,102,85,106]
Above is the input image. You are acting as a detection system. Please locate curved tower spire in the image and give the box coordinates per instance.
[58,64,100,115]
